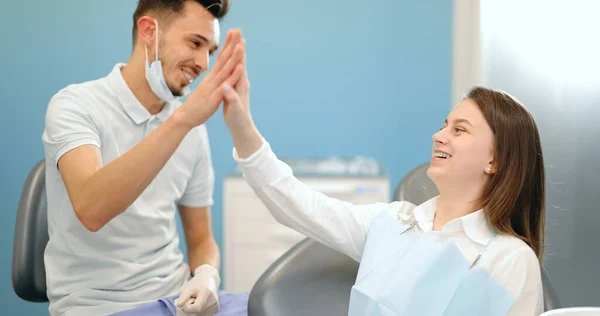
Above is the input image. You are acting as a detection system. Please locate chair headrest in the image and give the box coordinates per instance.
[392,163,439,205]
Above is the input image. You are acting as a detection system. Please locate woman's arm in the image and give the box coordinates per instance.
[233,140,392,262]
[218,48,390,261]
[219,48,395,261]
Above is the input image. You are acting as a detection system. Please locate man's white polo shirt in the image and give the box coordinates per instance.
[41,63,215,316]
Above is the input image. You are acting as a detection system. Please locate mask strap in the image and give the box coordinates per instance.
[154,19,159,62]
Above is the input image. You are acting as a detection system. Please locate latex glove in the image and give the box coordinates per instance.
[175,264,221,316]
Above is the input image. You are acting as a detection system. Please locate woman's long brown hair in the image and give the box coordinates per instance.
[466,86,546,262]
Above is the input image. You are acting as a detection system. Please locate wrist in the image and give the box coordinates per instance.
[171,107,196,132]
[231,125,264,159]
[229,121,257,140]
[227,117,255,136]
[194,264,221,286]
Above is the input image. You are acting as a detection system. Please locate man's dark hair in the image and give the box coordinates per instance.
[132,0,230,43]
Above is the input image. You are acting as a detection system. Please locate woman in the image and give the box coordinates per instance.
[220,51,545,315]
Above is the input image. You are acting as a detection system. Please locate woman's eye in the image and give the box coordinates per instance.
[455,127,466,133]
[192,41,200,47]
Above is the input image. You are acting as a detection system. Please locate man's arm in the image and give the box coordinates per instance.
[56,30,244,232]
[58,114,191,232]
[175,205,221,314]
[178,205,220,273]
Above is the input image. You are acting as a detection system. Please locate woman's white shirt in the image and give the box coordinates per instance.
[232,141,543,316]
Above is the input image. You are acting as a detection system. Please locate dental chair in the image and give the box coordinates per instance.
[12,159,49,302]
[248,163,563,315]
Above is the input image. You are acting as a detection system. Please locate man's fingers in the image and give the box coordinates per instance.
[182,296,205,313]
[239,38,246,67]
[225,64,245,92]
[175,297,187,308]
[216,29,237,61]
[206,75,236,111]
[217,64,244,104]
[207,29,241,79]
[234,39,248,90]
[212,70,241,108]
[176,289,193,307]
[215,30,239,67]
[204,50,243,104]
[211,44,244,88]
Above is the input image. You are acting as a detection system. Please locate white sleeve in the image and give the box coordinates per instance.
[496,247,544,316]
[178,125,215,208]
[233,141,393,262]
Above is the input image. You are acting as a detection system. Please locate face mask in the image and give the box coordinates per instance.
[145,19,190,102]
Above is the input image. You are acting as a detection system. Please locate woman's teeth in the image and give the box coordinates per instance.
[434,152,451,159]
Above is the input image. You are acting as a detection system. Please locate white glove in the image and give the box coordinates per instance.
[175,264,221,316]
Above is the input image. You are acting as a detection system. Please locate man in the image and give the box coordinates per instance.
[41,0,247,315]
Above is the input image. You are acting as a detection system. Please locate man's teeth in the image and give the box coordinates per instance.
[184,71,194,83]
[434,152,451,158]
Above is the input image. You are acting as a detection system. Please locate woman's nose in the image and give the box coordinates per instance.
[432,128,448,144]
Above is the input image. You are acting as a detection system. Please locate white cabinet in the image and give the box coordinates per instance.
[222,158,390,293]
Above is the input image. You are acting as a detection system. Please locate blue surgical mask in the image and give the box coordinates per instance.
[145,19,190,102]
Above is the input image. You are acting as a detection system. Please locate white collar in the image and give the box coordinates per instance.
[107,63,175,124]
[398,196,494,246]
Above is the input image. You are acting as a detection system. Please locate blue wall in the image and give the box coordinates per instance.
[0,1,451,314]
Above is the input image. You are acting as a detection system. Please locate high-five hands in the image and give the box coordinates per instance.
[174,29,245,129]
[222,36,252,132]
[175,25,262,160]
[220,35,264,159]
